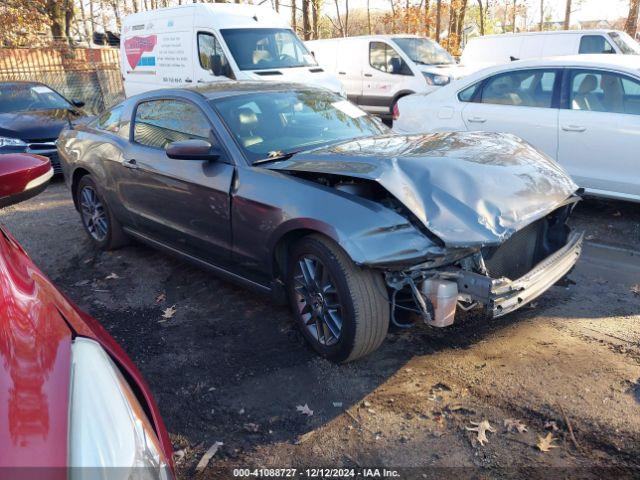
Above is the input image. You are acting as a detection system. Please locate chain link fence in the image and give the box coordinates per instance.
[0,47,124,115]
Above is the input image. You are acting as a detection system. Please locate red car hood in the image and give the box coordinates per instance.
[0,224,172,471]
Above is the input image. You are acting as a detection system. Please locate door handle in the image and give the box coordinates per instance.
[364,73,373,77]
[561,124,586,132]
[467,116,486,123]
[123,159,138,169]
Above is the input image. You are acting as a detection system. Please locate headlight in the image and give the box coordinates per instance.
[423,72,451,86]
[0,136,27,148]
[69,338,172,479]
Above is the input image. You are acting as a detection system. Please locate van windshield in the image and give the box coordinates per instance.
[608,31,640,55]
[393,37,454,66]
[221,28,317,71]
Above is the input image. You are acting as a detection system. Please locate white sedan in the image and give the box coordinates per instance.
[393,54,640,202]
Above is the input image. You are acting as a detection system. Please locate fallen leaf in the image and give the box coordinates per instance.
[537,432,558,452]
[544,420,559,432]
[105,272,120,280]
[172,449,186,463]
[195,441,223,473]
[466,420,496,446]
[296,404,313,416]
[631,284,640,296]
[160,305,177,321]
[503,418,527,433]
[243,423,259,433]
[73,280,90,287]
[332,402,343,408]
[155,292,166,303]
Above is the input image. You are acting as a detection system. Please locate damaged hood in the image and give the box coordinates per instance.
[266,132,578,247]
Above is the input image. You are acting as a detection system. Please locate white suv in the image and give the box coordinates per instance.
[393,54,640,202]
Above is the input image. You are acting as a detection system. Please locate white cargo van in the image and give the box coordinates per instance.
[306,35,474,117]
[120,3,343,97]
[461,30,640,67]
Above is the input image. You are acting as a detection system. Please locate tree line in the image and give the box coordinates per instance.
[1,0,639,55]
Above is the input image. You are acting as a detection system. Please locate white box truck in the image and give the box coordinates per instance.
[306,35,474,117]
[461,30,640,67]
[120,3,343,97]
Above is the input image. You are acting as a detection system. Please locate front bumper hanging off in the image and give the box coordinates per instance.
[454,231,584,318]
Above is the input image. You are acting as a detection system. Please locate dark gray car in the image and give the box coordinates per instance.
[57,82,583,363]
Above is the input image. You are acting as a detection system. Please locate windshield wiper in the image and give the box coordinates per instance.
[252,149,303,165]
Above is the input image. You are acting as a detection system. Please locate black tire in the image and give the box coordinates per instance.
[286,234,389,363]
[76,175,128,250]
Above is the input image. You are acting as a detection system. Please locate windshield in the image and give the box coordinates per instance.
[211,90,388,163]
[0,83,72,114]
[609,31,640,55]
[393,37,455,66]
[220,28,316,71]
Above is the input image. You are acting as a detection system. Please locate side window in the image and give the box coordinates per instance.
[480,70,557,108]
[579,35,615,54]
[198,32,231,77]
[369,42,411,75]
[134,99,210,149]
[93,105,123,133]
[458,83,480,102]
[570,70,640,115]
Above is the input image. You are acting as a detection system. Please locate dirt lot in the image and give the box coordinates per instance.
[2,180,639,479]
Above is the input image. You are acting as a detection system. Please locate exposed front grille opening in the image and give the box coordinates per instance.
[481,206,572,280]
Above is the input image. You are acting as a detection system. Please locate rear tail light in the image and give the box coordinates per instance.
[392,102,400,122]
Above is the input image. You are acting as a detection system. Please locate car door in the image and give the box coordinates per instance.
[119,97,235,264]
[557,68,640,199]
[361,41,414,114]
[336,39,364,102]
[460,68,561,160]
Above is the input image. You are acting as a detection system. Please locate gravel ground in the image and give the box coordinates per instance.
[1,180,639,479]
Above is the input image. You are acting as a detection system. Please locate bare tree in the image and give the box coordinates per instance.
[367,0,372,34]
[424,0,431,37]
[291,0,297,33]
[476,0,485,35]
[539,0,544,30]
[512,0,517,32]
[563,0,572,30]
[625,0,640,38]
[435,0,441,41]
[312,0,321,38]
[302,0,310,39]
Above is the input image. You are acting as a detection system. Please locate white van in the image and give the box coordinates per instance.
[306,35,473,117]
[461,30,640,67]
[120,3,343,97]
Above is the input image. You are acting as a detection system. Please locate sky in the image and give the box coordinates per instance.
[339,0,629,23]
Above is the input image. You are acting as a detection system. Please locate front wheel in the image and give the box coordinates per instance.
[76,175,128,250]
[286,235,390,363]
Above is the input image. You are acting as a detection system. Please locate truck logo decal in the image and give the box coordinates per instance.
[124,35,158,69]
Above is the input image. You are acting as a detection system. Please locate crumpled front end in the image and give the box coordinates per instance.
[383,200,582,327]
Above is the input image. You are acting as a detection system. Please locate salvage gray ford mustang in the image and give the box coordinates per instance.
[57,83,583,363]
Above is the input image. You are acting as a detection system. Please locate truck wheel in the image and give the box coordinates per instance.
[286,234,389,363]
[76,175,128,250]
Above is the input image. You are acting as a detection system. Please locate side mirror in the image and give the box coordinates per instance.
[71,99,85,108]
[165,139,220,161]
[210,54,223,76]
[0,154,53,208]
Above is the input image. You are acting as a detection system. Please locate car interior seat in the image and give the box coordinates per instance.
[572,74,605,112]
[233,107,263,148]
[601,74,625,113]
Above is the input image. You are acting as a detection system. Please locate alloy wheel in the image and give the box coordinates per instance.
[293,255,343,346]
[79,186,108,242]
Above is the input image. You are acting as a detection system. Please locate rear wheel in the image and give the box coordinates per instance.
[286,235,389,363]
[76,175,128,250]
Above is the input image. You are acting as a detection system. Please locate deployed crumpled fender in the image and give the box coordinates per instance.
[267,131,579,248]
